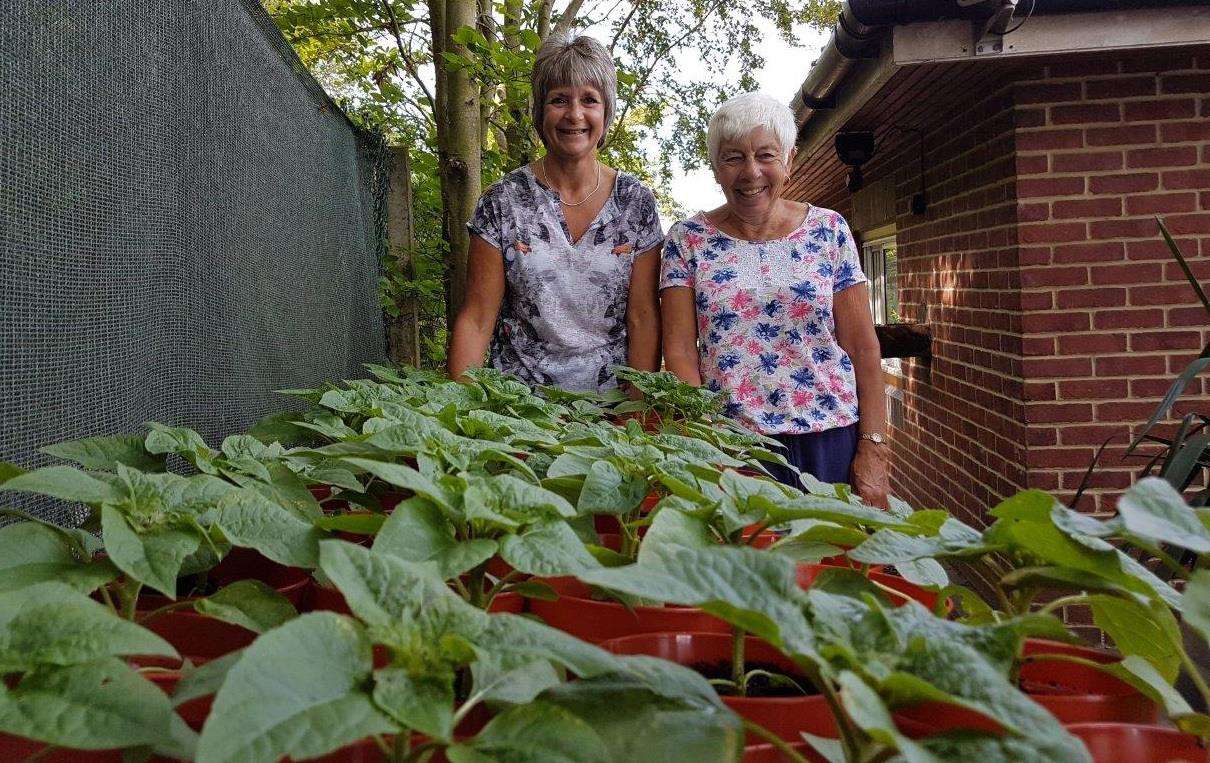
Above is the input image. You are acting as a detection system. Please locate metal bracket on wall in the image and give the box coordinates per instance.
[974,31,1004,56]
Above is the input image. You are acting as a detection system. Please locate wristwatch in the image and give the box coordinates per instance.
[859,432,888,445]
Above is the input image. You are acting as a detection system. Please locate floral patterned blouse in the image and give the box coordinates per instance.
[467,166,663,392]
[659,207,867,435]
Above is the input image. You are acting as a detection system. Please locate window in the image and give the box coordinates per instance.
[861,234,899,325]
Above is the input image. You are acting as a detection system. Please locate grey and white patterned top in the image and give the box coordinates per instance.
[467,165,663,392]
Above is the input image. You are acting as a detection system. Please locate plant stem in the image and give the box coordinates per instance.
[118,578,143,621]
[738,718,810,763]
[136,599,197,625]
[1038,593,1089,616]
[402,740,441,763]
[732,625,746,696]
[98,583,117,614]
[805,666,862,762]
[1179,640,1210,710]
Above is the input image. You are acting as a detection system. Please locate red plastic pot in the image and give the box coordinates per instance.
[529,577,729,643]
[0,735,124,762]
[600,632,837,745]
[1020,639,1159,724]
[310,584,523,617]
[1066,723,1208,762]
[135,610,258,668]
[743,741,819,763]
[796,563,938,610]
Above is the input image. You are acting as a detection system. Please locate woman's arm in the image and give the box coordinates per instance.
[834,283,890,509]
[660,286,702,386]
[626,245,662,376]
[447,235,505,380]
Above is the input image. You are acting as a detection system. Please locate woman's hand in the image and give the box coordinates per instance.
[850,440,890,510]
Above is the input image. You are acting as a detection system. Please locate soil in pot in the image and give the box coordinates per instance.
[691,660,814,698]
[1066,722,1208,763]
[136,547,310,610]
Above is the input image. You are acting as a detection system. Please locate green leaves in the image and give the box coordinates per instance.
[1116,477,1210,553]
[0,522,116,594]
[42,434,166,472]
[577,460,647,516]
[196,612,393,763]
[1088,594,1183,682]
[373,495,498,579]
[499,521,601,576]
[101,504,201,598]
[447,701,608,763]
[210,487,323,569]
[194,580,298,634]
[373,666,455,741]
[0,582,176,671]
[0,465,121,504]
[0,658,176,751]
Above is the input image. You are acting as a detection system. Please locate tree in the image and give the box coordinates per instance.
[267,0,842,365]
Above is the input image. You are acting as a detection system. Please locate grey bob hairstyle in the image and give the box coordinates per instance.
[531,32,617,149]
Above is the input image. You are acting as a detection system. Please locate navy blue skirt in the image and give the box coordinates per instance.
[761,423,859,489]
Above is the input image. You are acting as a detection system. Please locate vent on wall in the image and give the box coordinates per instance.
[886,383,905,431]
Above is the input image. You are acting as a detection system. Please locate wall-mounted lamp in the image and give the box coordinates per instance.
[836,131,875,193]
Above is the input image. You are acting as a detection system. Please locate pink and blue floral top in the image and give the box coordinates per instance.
[659,207,867,435]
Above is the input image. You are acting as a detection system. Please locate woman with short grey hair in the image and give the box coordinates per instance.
[448,32,663,393]
[661,92,890,508]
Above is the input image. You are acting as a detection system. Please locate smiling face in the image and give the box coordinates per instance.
[541,84,607,160]
[713,126,796,220]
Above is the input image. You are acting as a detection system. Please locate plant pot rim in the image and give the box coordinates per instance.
[537,576,704,612]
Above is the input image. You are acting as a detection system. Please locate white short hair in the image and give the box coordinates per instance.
[707,93,797,170]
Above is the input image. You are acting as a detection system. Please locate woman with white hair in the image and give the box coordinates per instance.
[447,33,663,392]
[661,92,889,507]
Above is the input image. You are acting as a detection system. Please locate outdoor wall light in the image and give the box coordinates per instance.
[836,131,875,193]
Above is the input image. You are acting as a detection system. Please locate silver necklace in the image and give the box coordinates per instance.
[538,157,602,208]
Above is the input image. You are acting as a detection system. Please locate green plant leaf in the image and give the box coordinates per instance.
[172,648,244,707]
[577,460,647,516]
[1088,594,1182,682]
[101,504,202,598]
[42,434,166,472]
[145,423,217,473]
[194,580,298,634]
[499,520,602,576]
[372,665,455,741]
[0,465,121,504]
[0,582,176,670]
[373,496,498,578]
[837,671,938,763]
[0,522,117,594]
[0,461,25,483]
[463,474,576,527]
[894,558,949,587]
[339,456,451,507]
[0,658,173,750]
[195,612,394,763]
[1116,477,1210,554]
[211,487,322,569]
[1184,570,1210,644]
[447,701,608,763]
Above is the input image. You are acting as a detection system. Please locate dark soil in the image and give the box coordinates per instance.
[691,660,818,698]
[1019,677,1076,696]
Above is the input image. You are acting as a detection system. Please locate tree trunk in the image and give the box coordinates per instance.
[385,146,420,366]
[439,0,481,324]
[502,0,534,167]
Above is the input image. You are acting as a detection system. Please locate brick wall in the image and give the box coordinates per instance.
[1011,47,1210,514]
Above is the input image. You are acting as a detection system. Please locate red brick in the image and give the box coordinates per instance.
[1086,76,1156,99]
[1020,291,1054,310]
[1051,151,1124,173]
[1162,169,1210,190]
[1131,283,1204,306]
[1202,191,1210,210]
[1022,357,1094,378]
[1122,52,1196,74]
[1095,355,1168,376]
[1052,103,1121,124]
[1123,98,1198,122]
[1017,82,1083,104]
[1130,377,1179,398]
[1130,331,1204,351]
[1022,311,1092,332]
[1091,218,1164,239]
[1055,379,1127,403]
[1165,213,1210,235]
[1020,222,1089,244]
[1018,245,1052,266]
[1090,173,1158,195]
[1020,266,1089,288]
[1056,287,1127,309]
[1062,470,1133,491]
[1161,73,1210,94]
[1022,336,1057,356]
[1016,108,1047,128]
[1170,306,1210,326]
[1024,380,1057,401]
[1126,236,1195,260]
[1165,258,1210,282]
[1085,124,1157,147]
[1057,333,1127,354]
[1018,177,1087,198]
[1027,402,1094,423]
[1126,193,1200,215]
[1017,129,1085,151]
[1092,308,1165,329]
[1059,424,1129,447]
[1053,198,1123,219]
[1097,401,1169,420]
[1027,447,1098,469]
[1160,121,1210,142]
[1017,202,1050,222]
[1029,471,1061,490]
[1052,241,1124,264]
[1016,154,1049,175]
[1090,261,1164,285]
[1126,146,1200,168]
